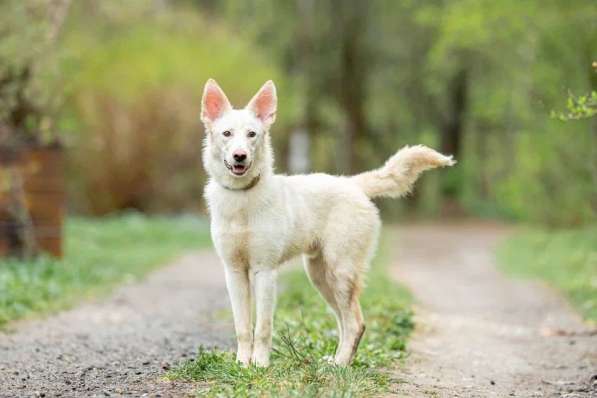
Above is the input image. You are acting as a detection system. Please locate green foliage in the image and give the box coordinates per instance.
[213,0,597,226]
[462,124,596,226]
[0,0,70,144]
[167,236,413,397]
[550,91,597,121]
[0,214,210,326]
[497,226,597,321]
[4,0,595,225]
[426,0,597,226]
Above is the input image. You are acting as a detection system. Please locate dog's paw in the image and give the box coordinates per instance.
[236,350,252,366]
[322,354,334,364]
[250,350,271,367]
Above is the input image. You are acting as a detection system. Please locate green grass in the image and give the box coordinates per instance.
[0,213,210,326]
[167,234,413,397]
[497,225,597,321]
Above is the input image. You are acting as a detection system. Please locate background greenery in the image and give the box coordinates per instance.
[0,0,594,322]
[497,226,597,321]
[0,2,594,395]
[2,0,593,224]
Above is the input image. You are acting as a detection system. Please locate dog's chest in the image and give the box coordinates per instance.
[209,190,287,268]
[213,196,249,234]
[212,205,249,264]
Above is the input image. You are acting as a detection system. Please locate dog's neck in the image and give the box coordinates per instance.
[220,174,261,191]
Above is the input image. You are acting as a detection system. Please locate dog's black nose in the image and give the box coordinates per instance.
[233,153,247,162]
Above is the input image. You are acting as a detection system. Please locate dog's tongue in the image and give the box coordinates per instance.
[233,164,246,175]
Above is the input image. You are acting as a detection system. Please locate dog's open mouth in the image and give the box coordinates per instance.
[225,160,251,176]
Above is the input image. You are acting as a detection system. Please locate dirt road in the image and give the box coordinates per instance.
[1,225,595,397]
[391,223,596,397]
[0,252,233,397]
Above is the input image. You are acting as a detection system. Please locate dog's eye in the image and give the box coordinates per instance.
[222,131,232,137]
[248,131,257,138]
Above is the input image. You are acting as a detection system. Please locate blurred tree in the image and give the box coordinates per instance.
[181,0,597,224]
[9,0,588,225]
[210,0,381,173]
[0,0,71,147]
[331,0,371,173]
[0,0,71,259]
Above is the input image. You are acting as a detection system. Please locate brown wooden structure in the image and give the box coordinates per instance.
[0,146,65,258]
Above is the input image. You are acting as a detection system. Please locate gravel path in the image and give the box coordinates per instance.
[390,223,596,398]
[0,251,233,397]
[2,225,595,397]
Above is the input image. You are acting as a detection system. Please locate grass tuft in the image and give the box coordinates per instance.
[167,233,413,397]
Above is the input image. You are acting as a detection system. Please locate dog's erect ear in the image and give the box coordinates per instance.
[201,79,232,126]
[246,80,277,128]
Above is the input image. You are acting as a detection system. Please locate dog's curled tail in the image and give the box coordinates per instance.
[352,145,455,199]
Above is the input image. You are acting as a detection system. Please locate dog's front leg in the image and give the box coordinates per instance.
[224,265,252,365]
[251,268,277,367]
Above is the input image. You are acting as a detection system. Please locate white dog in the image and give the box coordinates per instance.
[201,79,454,367]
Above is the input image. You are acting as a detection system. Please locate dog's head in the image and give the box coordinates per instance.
[201,79,276,189]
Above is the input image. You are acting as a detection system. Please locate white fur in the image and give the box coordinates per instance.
[201,79,455,367]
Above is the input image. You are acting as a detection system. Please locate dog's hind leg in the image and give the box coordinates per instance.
[304,253,344,356]
[328,261,366,366]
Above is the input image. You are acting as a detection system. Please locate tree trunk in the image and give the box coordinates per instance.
[296,0,318,172]
[336,0,368,174]
[588,57,597,216]
[440,68,468,160]
[439,67,468,206]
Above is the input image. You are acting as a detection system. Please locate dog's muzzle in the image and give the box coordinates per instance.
[224,159,252,176]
